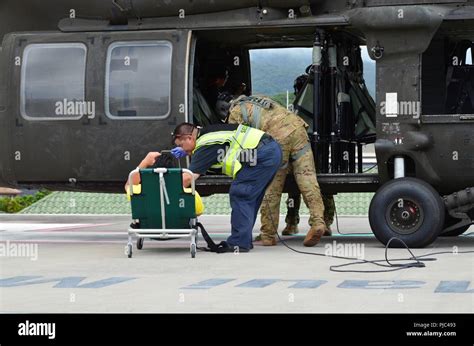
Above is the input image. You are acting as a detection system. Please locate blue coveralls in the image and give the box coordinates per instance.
[226,137,282,251]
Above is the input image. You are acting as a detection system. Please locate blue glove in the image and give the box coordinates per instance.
[171,147,188,159]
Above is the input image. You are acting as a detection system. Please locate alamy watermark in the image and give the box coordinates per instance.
[0,241,38,261]
[18,320,55,339]
[324,240,365,259]
[55,99,96,119]
[381,93,420,119]
[217,147,257,167]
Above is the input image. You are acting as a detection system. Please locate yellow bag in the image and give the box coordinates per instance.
[184,187,205,216]
[126,184,204,216]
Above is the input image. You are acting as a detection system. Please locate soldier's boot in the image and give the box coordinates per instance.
[282,223,299,236]
[284,193,301,236]
[303,225,326,247]
[322,195,335,236]
[260,234,277,246]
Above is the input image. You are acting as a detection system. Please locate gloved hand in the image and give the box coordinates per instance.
[171,147,188,159]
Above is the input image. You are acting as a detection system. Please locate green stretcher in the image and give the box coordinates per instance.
[126,168,199,258]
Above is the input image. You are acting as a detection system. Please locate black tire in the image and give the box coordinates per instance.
[137,237,144,249]
[191,244,196,258]
[440,216,471,237]
[127,244,133,258]
[369,177,445,248]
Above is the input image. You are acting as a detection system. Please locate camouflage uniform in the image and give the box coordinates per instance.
[285,190,335,228]
[227,95,326,243]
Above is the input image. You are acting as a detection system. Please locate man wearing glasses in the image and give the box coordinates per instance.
[132,122,282,253]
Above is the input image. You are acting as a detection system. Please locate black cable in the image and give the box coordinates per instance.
[334,199,373,236]
[263,196,474,273]
[362,163,377,173]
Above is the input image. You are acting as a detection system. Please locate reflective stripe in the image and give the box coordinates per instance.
[193,124,265,178]
[223,125,245,176]
[290,142,311,162]
[194,131,236,152]
[230,126,253,176]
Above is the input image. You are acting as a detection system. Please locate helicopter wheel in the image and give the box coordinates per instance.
[369,178,445,248]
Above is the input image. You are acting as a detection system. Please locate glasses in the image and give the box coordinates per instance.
[173,133,193,146]
[171,125,200,145]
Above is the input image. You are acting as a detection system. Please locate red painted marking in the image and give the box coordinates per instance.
[25,223,118,232]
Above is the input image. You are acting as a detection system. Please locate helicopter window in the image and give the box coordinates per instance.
[250,46,375,106]
[423,39,474,115]
[105,41,172,119]
[20,43,87,120]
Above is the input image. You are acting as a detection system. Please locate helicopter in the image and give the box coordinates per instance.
[1,0,474,247]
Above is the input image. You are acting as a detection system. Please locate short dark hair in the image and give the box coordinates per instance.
[172,122,196,143]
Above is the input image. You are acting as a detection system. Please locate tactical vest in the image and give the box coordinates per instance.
[193,124,265,179]
[231,95,275,129]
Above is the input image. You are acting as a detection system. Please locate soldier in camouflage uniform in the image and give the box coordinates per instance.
[284,188,335,236]
[227,95,327,247]
[283,74,336,236]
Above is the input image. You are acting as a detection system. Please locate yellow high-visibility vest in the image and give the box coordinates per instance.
[193,124,265,178]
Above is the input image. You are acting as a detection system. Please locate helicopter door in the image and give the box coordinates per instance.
[2,29,190,189]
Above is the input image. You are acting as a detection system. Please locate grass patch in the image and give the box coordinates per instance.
[0,190,52,213]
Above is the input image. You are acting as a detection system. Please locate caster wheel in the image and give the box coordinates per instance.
[127,243,133,258]
[137,237,144,250]
[191,243,196,258]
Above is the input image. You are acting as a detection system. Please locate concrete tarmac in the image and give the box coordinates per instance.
[0,214,473,313]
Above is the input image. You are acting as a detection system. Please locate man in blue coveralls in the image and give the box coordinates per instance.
[170,122,282,253]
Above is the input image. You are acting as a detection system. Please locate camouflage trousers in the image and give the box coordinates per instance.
[260,126,326,240]
[285,192,335,227]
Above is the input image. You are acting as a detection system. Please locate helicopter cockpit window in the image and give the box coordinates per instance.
[20,43,87,120]
[105,41,172,119]
[422,39,474,115]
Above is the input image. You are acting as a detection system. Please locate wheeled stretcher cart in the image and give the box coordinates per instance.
[126,168,199,258]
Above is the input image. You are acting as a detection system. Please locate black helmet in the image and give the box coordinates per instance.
[215,91,234,119]
[294,74,309,96]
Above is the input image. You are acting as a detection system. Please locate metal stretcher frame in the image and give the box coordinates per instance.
[126,168,198,258]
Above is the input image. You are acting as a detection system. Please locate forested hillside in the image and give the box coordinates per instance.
[250,48,375,98]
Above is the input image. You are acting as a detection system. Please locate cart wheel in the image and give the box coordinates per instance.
[127,243,133,258]
[191,244,196,258]
[137,237,144,250]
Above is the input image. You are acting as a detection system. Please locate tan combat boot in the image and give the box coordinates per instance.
[282,223,299,236]
[303,225,326,247]
[262,237,277,246]
[255,234,277,246]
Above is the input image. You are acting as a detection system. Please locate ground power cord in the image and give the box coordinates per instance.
[264,197,474,273]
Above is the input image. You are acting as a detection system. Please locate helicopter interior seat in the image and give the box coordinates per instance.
[445,66,474,114]
[192,85,222,126]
